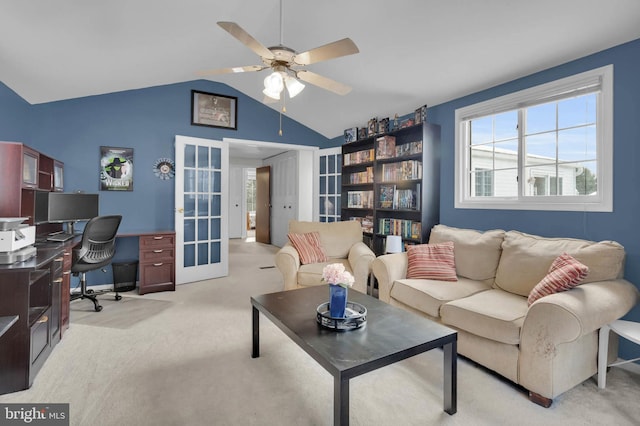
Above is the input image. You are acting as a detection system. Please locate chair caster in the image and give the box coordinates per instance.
[87,289,94,294]
[115,294,122,301]
[94,305,103,312]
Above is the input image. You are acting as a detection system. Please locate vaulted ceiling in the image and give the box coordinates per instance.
[2,1,639,139]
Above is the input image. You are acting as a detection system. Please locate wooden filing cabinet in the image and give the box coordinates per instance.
[138,232,175,295]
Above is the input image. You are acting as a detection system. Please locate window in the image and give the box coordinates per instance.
[455,65,613,211]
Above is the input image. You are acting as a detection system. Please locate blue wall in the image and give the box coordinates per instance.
[427,38,640,359]
[0,82,31,141]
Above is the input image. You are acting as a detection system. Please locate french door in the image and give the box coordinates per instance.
[315,147,342,222]
[175,135,229,284]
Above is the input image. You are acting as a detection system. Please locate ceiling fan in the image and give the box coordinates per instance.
[197,0,359,102]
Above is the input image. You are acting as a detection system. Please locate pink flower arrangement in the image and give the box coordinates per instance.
[322,263,355,288]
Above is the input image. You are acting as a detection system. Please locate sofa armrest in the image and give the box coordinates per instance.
[275,243,301,291]
[347,242,376,294]
[371,253,408,303]
[519,279,638,398]
[522,279,639,345]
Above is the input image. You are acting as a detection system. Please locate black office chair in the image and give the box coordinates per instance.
[70,215,122,312]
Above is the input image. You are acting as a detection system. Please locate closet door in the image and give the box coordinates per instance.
[265,151,297,247]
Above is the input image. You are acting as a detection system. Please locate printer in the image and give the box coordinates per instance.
[0,218,37,264]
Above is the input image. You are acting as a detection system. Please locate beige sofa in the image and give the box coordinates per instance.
[372,224,639,406]
[275,220,375,294]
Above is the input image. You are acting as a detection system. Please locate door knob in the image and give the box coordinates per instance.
[177,207,184,213]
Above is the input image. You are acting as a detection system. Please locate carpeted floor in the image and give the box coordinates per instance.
[1,239,639,425]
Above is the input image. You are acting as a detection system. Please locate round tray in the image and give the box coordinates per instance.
[316,301,367,331]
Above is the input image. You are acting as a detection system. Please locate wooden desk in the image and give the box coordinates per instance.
[0,243,71,394]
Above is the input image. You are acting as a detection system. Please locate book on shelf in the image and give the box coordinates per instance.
[344,149,374,166]
[349,215,374,233]
[347,190,374,209]
[395,140,423,158]
[349,166,374,184]
[379,184,396,208]
[375,136,396,159]
[381,160,422,181]
[378,218,421,240]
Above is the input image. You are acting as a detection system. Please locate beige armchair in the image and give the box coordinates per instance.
[275,220,375,294]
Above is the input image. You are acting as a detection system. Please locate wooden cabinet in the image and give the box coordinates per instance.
[0,247,65,394]
[0,142,64,227]
[341,122,440,254]
[60,244,73,335]
[138,232,175,295]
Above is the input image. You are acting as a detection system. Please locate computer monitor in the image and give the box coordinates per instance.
[34,192,100,234]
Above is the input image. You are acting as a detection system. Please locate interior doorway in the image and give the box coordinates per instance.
[245,168,256,242]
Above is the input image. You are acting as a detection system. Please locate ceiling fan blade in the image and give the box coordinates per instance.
[196,65,265,76]
[296,70,352,95]
[217,22,275,60]
[294,38,359,65]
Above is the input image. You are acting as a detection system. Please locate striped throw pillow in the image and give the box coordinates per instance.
[527,253,589,306]
[287,232,328,265]
[406,241,457,281]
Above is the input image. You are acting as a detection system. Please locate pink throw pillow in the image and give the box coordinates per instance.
[287,232,328,265]
[406,241,457,281]
[527,253,589,306]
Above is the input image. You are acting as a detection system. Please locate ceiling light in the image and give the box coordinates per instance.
[284,75,305,98]
[263,72,284,100]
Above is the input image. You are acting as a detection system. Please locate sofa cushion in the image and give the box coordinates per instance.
[441,289,528,345]
[527,253,589,305]
[428,224,505,282]
[494,231,625,297]
[406,242,457,281]
[288,232,327,265]
[288,220,362,259]
[390,277,491,318]
[297,259,352,287]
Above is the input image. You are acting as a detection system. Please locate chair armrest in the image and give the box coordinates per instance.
[275,243,301,291]
[371,253,408,303]
[522,279,639,345]
[347,242,376,294]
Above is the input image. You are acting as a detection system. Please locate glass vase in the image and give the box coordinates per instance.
[329,284,348,318]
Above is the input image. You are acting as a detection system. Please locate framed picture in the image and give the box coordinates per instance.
[367,118,378,137]
[415,105,427,124]
[378,117,389,134]
[358,127,368,140]
[100,146,134,191]
[344,127,357,143]
[191,90,238,130]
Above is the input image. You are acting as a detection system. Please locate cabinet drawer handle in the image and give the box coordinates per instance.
[64,252,71,257]
[37,315,48,324]
[153,236,164,240]
[153,249,164,253]
[53,278,63,283]
[63,271,71,275]
[153,263,164,267]
[54,257,64,262]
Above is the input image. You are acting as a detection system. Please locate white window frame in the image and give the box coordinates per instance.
[455,65,613,212]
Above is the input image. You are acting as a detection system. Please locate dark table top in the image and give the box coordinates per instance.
[251,285,457,379]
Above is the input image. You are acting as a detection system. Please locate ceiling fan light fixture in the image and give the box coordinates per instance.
[284,75,305,98]
[262,87,281,100]
[264,71,284,94]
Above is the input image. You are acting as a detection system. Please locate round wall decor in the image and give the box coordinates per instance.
[153,158,175,180]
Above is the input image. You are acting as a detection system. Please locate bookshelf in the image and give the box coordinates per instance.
[341,122,440,254]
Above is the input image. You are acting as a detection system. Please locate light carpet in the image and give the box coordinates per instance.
[1,239,639,425]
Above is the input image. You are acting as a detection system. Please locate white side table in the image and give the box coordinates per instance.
[598,320,640,388]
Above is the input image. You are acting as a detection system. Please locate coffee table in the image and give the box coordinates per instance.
[251,285,457,425]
